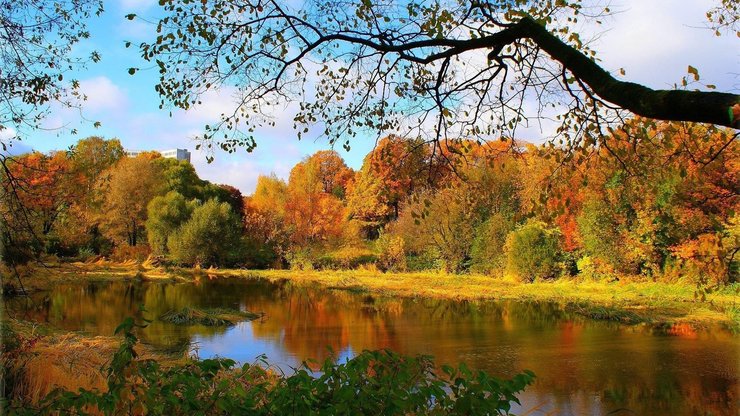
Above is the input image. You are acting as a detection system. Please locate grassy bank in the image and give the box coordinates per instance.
[9,260,739,331]
[224,269,739,331]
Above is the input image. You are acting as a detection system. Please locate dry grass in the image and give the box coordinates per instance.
[6,257,191,291]
[4,320,174,406]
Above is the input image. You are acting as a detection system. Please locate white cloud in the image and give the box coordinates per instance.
[79,76,129,113]
[117,0,157,12]
[594,0,738,90]
[116,17,157,42]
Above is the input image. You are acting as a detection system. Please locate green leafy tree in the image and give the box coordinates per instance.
[145,192,197,255]
[168,199,244,267]
[204,183,246,220]
[69,137,125,194]
[155,157,207,200]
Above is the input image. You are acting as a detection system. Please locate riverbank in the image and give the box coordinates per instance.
[9,260,739,331]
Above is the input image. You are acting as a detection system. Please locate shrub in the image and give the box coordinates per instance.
[314,246,377,270]
[376,234,407,272]
[76,247,96,262]
[286,248,315,271]
[242,237,280,269]
[167,199,245,267]
[576,255,608,281]
[145,191,196,255]
[504,221,562,282]
[406,248,444,272]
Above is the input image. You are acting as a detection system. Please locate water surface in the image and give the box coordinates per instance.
[5,277,738,415]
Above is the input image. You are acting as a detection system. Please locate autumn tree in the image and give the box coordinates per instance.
[285,155,346,246]
[98,156,165,246]
[5,152,78,236]
[69,137,125,194]
[244,174,290,265]
[347,136,430,237]
[306,150,354,198]
[31,137,124,253]
[390,141,521,272]
[1,150,86,263]
[132,0,738,162]
[573,120,739,279]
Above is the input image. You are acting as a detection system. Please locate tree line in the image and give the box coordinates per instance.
[3,119,738,284]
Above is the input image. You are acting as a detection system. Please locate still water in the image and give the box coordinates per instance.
[5,277,738,415]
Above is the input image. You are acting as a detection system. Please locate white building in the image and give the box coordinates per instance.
[125,148,191,163]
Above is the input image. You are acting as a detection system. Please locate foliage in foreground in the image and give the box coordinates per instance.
[9,318,534,416]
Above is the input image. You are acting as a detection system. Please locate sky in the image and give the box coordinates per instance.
[13,0,739,194]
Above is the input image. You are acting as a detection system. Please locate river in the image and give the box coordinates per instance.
[5,276,738,415]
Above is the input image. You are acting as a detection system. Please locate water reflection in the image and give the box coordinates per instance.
[5,277,738,415]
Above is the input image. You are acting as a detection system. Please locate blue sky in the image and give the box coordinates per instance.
[14,0,739,194]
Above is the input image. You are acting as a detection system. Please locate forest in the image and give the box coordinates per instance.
[5,118,737,287]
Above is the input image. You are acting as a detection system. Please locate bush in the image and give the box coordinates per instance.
[43,236,79,257]
[376,234,407,272]
[146,191,196,255]
[314,246,377,270]
[406,248,445,272]
[504,221,562,282]
[576,255,608,281]
[286,248,315,271]
[76,247,96,262]
[167,199,245,267]
[242,237,280,269]
[20,318,535,416]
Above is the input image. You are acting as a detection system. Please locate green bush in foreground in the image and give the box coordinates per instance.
[11,318,534,415]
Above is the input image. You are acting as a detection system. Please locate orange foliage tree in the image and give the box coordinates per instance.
[6,151,81,236]
[284,155,346,246]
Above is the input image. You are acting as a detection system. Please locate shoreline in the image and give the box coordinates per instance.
[10,260,739,332]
